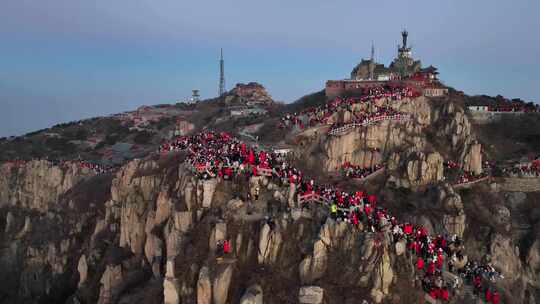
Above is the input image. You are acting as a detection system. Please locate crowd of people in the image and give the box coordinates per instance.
[158,130,503,302]
[158,131,290,181]
[1,158,116,175]
[70,160,117,174]
[502,163,540,178]
[328,106,409,135]
[278,85,419,130]
[453,170,490,185]
[341,162,384,179]
[444,160,492,186]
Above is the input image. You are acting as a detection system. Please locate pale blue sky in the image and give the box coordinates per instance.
[1,0,539,136]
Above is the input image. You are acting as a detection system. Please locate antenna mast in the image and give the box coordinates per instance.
[219,48,225,96]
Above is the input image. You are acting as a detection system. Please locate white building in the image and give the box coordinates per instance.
[468,106,489,112]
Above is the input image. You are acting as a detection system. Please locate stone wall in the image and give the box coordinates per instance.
[497,177,540,192]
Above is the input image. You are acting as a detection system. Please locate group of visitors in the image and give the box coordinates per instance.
[278,85,419,130]
[1,159,27,168]
[341,162,384,179]
[444,160,492,186]
[158,131,289,181]
[1,158,116,175]
[502,163,540,178]
[328,106,409,135]
[159,130,502,302]
[70,160,117,174]
[453,170,490,185]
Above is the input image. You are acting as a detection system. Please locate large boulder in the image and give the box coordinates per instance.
[299,240,328,284]
[390,151,444,188]
[201,179,218,208]
[209,222,227,255]
[443,214,466,238]
[258,223,282,264]
[405,152,444,186]
[163,278,181,304]
[370,249,394,301]
[197,266,212,304]
[298,286,324,304]
[462,142,482,175]
[77,255,88,287]
[526,240,540,276]
[97,264,123,304]
[489,233,522,280]
[213,265,233,304]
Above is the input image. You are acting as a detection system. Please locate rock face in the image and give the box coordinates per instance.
[527,240,540,277]
[257,223,282,264]
[299,240,328,284]
[0,160,94,212]
[321,96,430,172]
[163,260,181,304]
[490,234,522,281]
[462,141,483,174]
[240,284,263,304]
[197,266,212,304]
[212,265,233,304]
[98,264,123,304]
[388,151,444,188]
[225,82,274,105]
[77,255,88,287]
[2,94,540,304]
[434,102,471,149]
[298,286,324,304]
[437,184,466,238]
[201,179,218,209]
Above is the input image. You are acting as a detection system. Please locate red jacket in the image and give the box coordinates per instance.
[352,213,358,225]
[429,288,439,299]
[403,223,413,234]
[492,291,499,304]
[485,289,492,301]
[416,257,424,270]
[436,254,444,269]
[473,276,482,288]
[440,288,449,301]
[426,261,435,275]
[223,240,230,254]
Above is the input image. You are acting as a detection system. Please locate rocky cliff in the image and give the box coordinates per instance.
[0,94,538,304]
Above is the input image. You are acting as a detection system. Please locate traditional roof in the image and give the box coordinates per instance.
[420,65,439,74]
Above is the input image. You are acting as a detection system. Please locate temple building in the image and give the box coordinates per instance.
[325,30,447,98]
[350,43,395,81]
[389,30,422,78]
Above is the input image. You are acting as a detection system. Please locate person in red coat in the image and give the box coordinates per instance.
[436,251,444,269]
[403,223,413,235]
[426,261,435,275]
[248,149,255,165]
[352,212,359,226]
[491,290,500,304]
[485,288,492,302]
[440,287,449,301]
[473,275,482,293]
[367,194,376,205]
[223,240,230,254]
[428,288,439,299]
[416,257,424,270]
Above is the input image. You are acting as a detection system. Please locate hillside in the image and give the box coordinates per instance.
[1,82,540,304]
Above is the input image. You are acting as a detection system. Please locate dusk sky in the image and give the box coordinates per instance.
[1,0,539,137]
